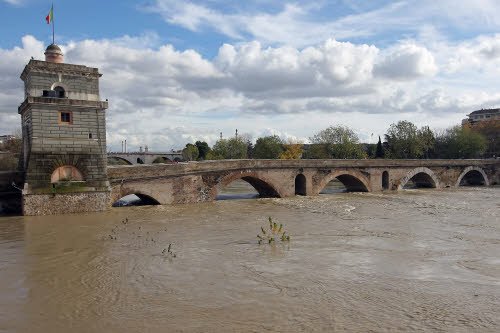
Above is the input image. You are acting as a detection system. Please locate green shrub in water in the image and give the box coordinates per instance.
[257,217,290,244]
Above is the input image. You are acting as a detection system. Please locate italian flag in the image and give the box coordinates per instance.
[46,5,53,24]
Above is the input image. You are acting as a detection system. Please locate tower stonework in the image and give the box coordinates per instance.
[18,44,110,215]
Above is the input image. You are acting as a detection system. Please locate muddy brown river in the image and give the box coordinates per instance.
[0,185,499,332]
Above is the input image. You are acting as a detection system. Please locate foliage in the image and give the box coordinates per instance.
[418,126,435,159]
[309,125,366,159]
[469,119,499,157]
[182,143,199,161]
[279,141,303,159]
[0,136,21,171]
[303,144,330,159]
[375,136,385,158]
[195,141,210,160]
[434,126,487,158]
[208,137,248,159]
[253,135,284,159]
[384,121,435,159]
[257,217,290,244]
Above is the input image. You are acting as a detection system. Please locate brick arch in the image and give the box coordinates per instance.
[315,169,371,194]
[397,167,440,190]
[110,184,161,205]
[50,155,86,179]
[455,166,489,186]
[208,171,282,200]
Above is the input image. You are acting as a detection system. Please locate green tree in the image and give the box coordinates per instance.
[434,126,487,158]
[182,143,199,161]
[253,135,284,159]
[208,137,248,159]
[384,120,424,159]
[418,126,435,159]
[375,136,385,158]
[195,141,210,160]
[309,125,366,159]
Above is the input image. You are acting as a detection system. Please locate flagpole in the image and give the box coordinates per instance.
[52,3,55,44]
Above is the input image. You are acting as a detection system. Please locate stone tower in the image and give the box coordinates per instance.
[18,44,110,215]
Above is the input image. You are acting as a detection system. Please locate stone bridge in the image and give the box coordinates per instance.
[108,159,499,205]
[108,152,183,165]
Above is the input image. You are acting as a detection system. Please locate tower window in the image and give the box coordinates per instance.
[54,86,66,98]
[88,133,93,139]
[59,111,72,124]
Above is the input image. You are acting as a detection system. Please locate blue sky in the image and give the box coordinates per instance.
[1,0,500,150]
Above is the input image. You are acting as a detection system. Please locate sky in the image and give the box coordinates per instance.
[1,0,500,151]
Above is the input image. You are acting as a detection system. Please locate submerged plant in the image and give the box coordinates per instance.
[257,217,290,245]
[162,243,176,258]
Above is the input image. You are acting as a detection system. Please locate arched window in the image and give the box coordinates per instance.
[295,174,306,195]
[51,165,84,183]
[53,86,65,98]
[382,171,389,190]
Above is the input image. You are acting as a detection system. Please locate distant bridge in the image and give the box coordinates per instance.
[107,159,499,205]
[108,152,183,165]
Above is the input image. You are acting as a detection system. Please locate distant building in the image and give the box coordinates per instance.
[0,135,17,146]
[462,108,500,125]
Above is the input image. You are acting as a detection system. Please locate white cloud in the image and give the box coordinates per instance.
[374,43,438,79]
[2,0,23,5]
[145,0,500,48]
[1,34,499,151]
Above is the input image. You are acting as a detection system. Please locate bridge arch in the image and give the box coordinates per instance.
[209,171,282,200]
[152,156,172,164]
[455,166,489,186]
[110,185,161,206]
[107,156,133,165]
[316,170,371,194]
[398,167,439,190]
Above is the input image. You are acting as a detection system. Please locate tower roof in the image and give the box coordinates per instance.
[44,44,64,63]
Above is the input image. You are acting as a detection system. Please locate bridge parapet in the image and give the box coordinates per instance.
[107,159,499,206]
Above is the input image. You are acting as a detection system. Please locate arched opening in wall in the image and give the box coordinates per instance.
[402,172,436,189]
[137,158,144,164]
[51,165,84,183]
[53,86,65,98]
[107,157,133,165]
[152,156,171,164]
[382,171,389,190]
[216,177,280,200]
[113,194,160,207]
[459,170,487,186]
[295,174,306,195]
[320,174,369,194]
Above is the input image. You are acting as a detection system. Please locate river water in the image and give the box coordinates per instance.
[0,185,499,332]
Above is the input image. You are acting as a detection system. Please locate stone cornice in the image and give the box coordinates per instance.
[20,60,102,81]
[18,96,108,114]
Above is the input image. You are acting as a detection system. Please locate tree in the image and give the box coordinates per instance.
[253,135,284,159]
[195,141,210,160]
[0,135,22,171]
[208,137,248,160]
[375,136,385,158]
[280,141,303,159]
[434,126,487,158]
[182,143,199,161]
[418,126,435,159]
[303,144,330,159]
[469,119,500,157]
[384,120,424,159]
[309,125,366,159]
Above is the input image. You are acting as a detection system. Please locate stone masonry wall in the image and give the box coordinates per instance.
[22,191,110,216]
